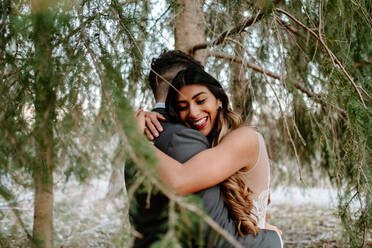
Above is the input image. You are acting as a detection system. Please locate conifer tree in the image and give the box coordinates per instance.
[187,0,371,246]
[1,0,370,247]
[0,0,156,246]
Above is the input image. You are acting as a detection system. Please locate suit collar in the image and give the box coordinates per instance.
[153,107,169,119]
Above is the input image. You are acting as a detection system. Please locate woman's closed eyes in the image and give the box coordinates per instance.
[196,98,206,104]
[177,97,207,111]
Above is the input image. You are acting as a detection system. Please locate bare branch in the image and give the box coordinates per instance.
[208,51,347,117]
[275,17,300,36]
[187,12,264,55]
[11,206,34,243]
[0,191,34,245]
[209,51,280,78]
[356,142,367,248]
[275,7,367,108]
[120,0,141,6]
[358,86,372,100]
[127,174,146,202]
[2,67,23,80]
[353,59,372,68]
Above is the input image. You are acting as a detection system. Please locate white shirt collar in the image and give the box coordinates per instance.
[154,102,165,109]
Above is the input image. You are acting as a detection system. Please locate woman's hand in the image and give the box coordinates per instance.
[135,109,166,140]
[136,109,146,133]
[265,223,282,236]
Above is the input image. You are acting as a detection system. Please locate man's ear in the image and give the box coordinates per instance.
[155,75,160,87]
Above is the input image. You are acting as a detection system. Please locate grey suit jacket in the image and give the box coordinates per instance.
[153,108,282,248]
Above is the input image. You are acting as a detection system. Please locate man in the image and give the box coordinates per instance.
[128,50,282,247]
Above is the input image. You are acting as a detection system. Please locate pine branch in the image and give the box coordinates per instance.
[58,15,96,44]
[111,0,184,97]
[275,7,367,108]
[0,187,35,245]
[160,200,179,247]
[208,51,347,117]
[187,12,264,55]
[111,0,148,64]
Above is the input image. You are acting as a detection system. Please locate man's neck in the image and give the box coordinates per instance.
[154,102,165,109]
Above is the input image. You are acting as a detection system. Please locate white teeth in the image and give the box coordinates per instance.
[194,117,207,126]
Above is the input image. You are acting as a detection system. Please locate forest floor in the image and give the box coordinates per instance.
[269,203,344,247]
[268,186,347,247]
[0,183,360,247]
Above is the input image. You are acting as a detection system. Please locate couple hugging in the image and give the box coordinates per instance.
[132,50,283,247]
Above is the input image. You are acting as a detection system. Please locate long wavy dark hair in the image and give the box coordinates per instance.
[166,67,260,236]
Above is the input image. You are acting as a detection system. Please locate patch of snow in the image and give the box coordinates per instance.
[271,186,338,207]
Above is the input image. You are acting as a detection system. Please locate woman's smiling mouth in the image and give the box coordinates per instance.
[192,116,208,130]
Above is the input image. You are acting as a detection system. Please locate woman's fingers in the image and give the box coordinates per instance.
[144,112,165,137]
[135,110,165,140]
[156,112,166,121]
[275,227,282,236]
[135,109,144,117]
[148,112,165,131]
[145,117,159,138]
[144,127,154,140]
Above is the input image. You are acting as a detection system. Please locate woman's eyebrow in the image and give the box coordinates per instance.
[192,92,207,99]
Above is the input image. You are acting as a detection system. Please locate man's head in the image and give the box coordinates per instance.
[149,50,203,102]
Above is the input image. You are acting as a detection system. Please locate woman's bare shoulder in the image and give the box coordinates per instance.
[224,126,259,142]
[220,127,259,151]
[218,126,260,167]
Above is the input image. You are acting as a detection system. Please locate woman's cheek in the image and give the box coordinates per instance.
[179,112,188,124]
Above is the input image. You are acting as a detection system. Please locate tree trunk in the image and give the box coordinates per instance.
[33,93,55,248]
[33,161,54,248]
[31,1,56,247]
[32,75,55,248]
[174,0,206,64]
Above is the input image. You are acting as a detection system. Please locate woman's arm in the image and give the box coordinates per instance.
[155,126,260,195]
[136,110,260,195]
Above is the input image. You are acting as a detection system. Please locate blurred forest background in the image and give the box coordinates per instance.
[0,0,371,247]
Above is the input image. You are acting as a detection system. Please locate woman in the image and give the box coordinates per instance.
[137,67,281,238]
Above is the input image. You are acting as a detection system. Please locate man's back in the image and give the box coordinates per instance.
[127,108,209,247]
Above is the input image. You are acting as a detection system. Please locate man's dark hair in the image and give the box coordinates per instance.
[148,50,203,97]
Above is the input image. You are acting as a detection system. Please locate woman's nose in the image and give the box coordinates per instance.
[189,104,200,118]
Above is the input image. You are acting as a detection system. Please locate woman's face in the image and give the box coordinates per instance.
[176,84,221,136]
